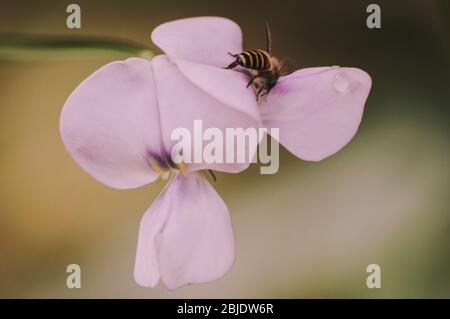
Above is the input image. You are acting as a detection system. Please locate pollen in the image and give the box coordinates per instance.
[149,158,187,180]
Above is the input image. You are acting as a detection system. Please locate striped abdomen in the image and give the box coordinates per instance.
[237,49,271,70]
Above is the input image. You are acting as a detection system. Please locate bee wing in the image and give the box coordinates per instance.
[151,17,243,68]
[260,67,372,161]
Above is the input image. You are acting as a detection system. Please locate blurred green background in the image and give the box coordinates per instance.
[0,0,449,298]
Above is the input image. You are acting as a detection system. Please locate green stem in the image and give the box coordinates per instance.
[208,169,217,182]
[0,33,154,61]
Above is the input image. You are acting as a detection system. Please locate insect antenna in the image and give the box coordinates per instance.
[265,22,272,55]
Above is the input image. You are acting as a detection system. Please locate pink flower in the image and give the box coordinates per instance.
[60,17,371,290]
[153,17,372,161]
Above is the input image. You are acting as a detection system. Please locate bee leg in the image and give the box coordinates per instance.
[246,75,258,88]
[256,87,265,101]
[259,91,269,99]
[224,52,241,69]
[223,60,239,69]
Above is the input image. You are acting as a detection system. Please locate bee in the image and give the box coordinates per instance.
[225,23,288,100]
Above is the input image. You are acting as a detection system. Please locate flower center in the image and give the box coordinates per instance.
[149,158,186,180]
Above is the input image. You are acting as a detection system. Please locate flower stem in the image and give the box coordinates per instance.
[0,33,154,61]
[207,169,217,182]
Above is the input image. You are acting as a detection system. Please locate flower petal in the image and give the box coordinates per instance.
[260,67,372,161]
[151,17,242,68]
[133,172,235,289]
[159,173,234,289]
[134,180,173,287]
[60,58,162,189]
[152,55,260,173]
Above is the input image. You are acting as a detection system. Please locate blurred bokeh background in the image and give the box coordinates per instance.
[0,0,449,298]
